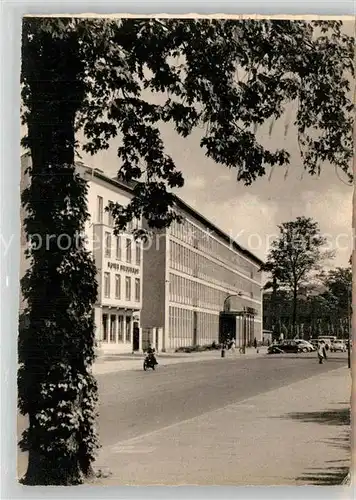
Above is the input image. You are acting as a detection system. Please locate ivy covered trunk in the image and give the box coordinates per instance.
[19,22,99,485]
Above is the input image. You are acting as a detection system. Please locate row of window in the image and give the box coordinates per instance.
[97,195,140,230]
[104,232,141,265]
[102,313,131,343]
[170,218,258,278]
[103,273,140,302]
[169,241,261,297]
[168,307,219,348]
[169,273,262,316]
[168,307,258,350]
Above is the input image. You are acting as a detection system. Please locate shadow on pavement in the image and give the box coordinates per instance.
[282,407,350,426]
[320,433,351,451]
[296,465,349,486]
[262,355,346,361]
[278,406,350,485]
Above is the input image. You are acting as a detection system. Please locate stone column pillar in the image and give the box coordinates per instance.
[115,314,118,344]
[123,314,127,345]
[152,327,157,351]
[157,327,164,352]
[162,327,166,352]
[156,327,161,352]
[105,313,110,344]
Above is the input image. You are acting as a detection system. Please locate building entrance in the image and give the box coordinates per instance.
[133,322,140,351]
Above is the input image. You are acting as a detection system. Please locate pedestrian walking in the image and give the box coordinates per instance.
[323,342,328,360]
[230,339,235,352]
[253,337,257,349]
[317,341,326,364]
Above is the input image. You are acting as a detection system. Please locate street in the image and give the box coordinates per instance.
[96,352,347,446]
[17,351,350,485]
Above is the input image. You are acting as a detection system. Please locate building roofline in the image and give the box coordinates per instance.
[75,164,264,267]
[172,195,264,267]
[81,165,134,196]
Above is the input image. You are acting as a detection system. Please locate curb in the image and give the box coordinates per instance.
[93,351,269,375]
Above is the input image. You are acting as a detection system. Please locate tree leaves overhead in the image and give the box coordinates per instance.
[22,18,354,231]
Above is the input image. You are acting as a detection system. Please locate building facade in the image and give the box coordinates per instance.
[79,164,143,354]
[20,155,143,354]
[20,154,263,353]
[141,199,264,351]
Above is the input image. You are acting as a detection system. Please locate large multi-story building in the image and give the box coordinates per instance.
[20,154,264,353]
[20,154,143,354]
[141,198,264,351]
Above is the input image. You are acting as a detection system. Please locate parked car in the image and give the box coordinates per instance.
[309,338,319,348]
[295,340,315,352]
[267,341,302,354]
[330,340,347,352]
[318,336,336,350]
[267,344,285,354]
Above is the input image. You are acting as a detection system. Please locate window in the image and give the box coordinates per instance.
[97,196,103,223]
[104,272,110,298]
[135,242,141,265]
[115,274,121,299]
[108,200,114,226]
[105,232,111,258]
[135,278,140,302]
[126,238,131,263]
[176,245,181,272]
[116,236,121,260]
[125,276,131,301]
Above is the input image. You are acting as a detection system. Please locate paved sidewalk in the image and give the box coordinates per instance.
[93,347,268,375]
[94,366,351,486]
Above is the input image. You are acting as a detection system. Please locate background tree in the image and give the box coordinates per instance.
[261,217,333,337]
[20,17,354,484]
[321,267,352,334]
[263,267,352,339]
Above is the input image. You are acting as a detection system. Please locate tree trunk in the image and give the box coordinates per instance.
[292,286,298,338]
[19,23,99,485]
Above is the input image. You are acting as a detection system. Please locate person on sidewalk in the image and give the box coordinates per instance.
[317,341,327,364]
[253,338,258,349]
[146,344,158,366]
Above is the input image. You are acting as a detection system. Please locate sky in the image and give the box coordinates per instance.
[21,19,354,271]
[76,19,354,271]
[77,104,352,270]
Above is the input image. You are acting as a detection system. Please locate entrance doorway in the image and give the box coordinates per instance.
[133,322,140,351]
[219,313,236,344]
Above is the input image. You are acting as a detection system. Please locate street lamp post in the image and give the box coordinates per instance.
[223,292,242,312]
[347,285,351,369]
[242,310,247,354]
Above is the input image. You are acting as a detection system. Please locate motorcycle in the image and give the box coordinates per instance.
[143,352,158,371]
